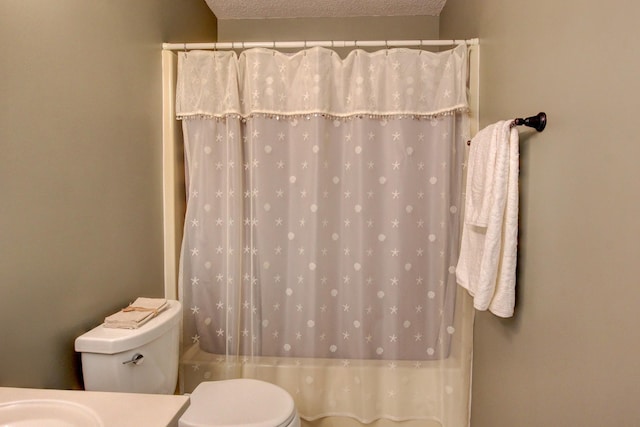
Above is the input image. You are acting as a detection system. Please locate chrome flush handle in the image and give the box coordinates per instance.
[122,353,144,365]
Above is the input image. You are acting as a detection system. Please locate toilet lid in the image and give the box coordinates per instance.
[180,379,296,427]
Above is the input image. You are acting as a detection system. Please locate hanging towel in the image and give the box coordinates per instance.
[456,121,519,317]
[104,297,168,329]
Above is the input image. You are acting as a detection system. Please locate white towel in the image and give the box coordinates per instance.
[456,121,519,317]
[104,297,168,329]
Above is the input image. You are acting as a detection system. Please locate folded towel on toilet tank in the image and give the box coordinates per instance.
[104,297,168,329]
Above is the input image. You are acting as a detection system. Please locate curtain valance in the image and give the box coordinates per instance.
[176,44,468,119]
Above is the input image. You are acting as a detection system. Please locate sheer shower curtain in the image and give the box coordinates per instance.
[177,44,473,425]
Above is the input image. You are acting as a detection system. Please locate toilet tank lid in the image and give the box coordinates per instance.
[74,300,182,354]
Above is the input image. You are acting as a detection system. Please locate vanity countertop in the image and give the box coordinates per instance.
[0,387,190,427]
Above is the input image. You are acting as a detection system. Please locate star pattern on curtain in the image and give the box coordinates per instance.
[182,113,465,360]
[176,44,473,424]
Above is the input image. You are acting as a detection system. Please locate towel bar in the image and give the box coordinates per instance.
[467,112,547,145]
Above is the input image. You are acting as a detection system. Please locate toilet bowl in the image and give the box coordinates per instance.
[179,379,300,427]
[75,299,300,426]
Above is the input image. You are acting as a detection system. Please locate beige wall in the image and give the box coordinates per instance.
[440,1,640,426]
[218,16,439,41]
[218,16,439,56]
[0,0,215,389]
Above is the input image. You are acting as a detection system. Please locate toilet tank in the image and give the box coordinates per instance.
[74,300,181,394]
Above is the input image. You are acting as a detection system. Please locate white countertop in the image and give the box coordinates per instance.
[0,387,190,427]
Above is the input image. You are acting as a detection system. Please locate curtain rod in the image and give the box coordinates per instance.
[162,38,479,51]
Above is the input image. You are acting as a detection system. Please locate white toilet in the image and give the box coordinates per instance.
[179,379,300,427]
[74,299,300,427]
[74,299,182,394]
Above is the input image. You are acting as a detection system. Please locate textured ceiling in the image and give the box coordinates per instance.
[205,0,447,19]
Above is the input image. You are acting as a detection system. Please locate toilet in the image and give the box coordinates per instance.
[74,299,300,427]
[74,299,182,394]
[180,379,300,427]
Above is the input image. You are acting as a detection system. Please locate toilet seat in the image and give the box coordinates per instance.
[179,379,297,427]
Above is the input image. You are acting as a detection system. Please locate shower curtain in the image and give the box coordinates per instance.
[177,44,473,425]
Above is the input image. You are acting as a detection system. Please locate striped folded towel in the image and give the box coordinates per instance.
[104,297,168,329]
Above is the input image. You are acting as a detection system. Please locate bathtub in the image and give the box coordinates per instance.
[180,292,473,427]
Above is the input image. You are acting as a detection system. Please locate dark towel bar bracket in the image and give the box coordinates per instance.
[513,112,547,132]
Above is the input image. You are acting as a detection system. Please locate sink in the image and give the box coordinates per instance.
[0,399,103,426]
[0,387,189,427]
